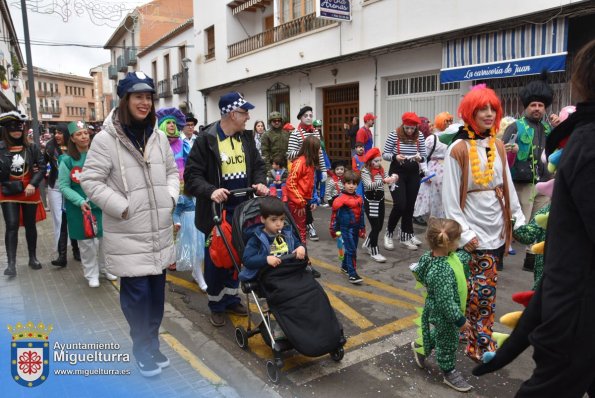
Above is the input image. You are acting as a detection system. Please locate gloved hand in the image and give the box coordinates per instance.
[359,228,366,239]
[321,172,328,182]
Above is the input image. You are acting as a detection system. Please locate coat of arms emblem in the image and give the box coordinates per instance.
[8,321,53,387]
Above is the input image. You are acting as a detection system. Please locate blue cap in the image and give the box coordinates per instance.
[117,71,155,99]
[218,92,255,115]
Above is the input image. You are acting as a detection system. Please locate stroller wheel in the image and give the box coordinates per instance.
[235,327,249,349]
[330,347,344,362]
[266,360,280,384]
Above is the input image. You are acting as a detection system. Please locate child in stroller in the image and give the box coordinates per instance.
[233,196,346,383]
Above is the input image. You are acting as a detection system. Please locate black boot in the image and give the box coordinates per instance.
[72,240,81,262]
[51,217,68,267]
[522,253,535,272]
[4,229,17,276]
[28,250,42,270]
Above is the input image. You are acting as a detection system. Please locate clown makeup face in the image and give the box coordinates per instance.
[334,166,345,177]
[475,104,496,131]
[372,157,382,169]
[300,111,314,126]
[166,120,176,135]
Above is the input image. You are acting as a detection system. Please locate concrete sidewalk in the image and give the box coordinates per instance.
[0,216,239,398]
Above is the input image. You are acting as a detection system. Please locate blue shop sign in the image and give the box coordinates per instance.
[316,0,351,22]
[440,53,567,83]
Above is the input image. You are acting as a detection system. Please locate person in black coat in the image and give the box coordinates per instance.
[473,39,595,398]
[0,112,46,276]
[184,92,267,327]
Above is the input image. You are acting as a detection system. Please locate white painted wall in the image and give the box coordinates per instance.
[194,0,585,90]
[138,27,204,124]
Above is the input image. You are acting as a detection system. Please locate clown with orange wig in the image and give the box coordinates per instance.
[442,84,525,362]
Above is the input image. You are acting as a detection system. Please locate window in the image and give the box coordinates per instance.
[179,46,186,72]
[388,78,408,96]
[280,0,314,23]
[387,74,460,96]
[266,83,290,124]
[38,81,42,92]
[43,82,47,93]
[164,54,170,78]
[205,26,215,60]
[410,75,437,94]
[152,61,157,82]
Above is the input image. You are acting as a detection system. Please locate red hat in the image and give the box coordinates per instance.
[363,113,377,123]
[401,112,421,126]
[282,122,295,131]
[363,147,381,163]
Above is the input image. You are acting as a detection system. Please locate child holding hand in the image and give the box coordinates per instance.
[410,217,473,392]
[240,196,306,282]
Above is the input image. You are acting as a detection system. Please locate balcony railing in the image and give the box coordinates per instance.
[172,72,187,94]
[39,107,61,115]
[157,79,172,98]
[108,65,118,80]
[39,90,60,98]
[125,47,137,66]
[228,13,335,58]
[117,55,127,72]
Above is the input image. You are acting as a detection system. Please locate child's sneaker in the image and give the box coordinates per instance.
[348,273,363,284]
[307,224,319,241]
[443,369,473,392]
[411,341,425,369]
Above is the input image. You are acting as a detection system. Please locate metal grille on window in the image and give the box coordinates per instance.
[266,83,290,125]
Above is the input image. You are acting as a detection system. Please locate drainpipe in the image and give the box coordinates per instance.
[203,92,208,126]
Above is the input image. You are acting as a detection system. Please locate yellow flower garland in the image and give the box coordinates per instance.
[466,125,496,187]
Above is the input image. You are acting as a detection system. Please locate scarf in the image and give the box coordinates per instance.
[298,122,315,133]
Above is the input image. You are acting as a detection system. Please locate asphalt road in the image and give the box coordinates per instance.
[164,205,537,398]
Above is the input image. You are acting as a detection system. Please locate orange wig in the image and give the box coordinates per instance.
[458,85,503,134]
[434,112,453,132]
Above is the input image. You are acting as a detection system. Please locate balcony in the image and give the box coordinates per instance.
[157,79,172,98]
[125,47,137,66]
[39,107,61,115]
[172,72,187,94]
[37,90,60,98]
[117,55,127,72]
[228,13,335,58]
[108,65,118,80]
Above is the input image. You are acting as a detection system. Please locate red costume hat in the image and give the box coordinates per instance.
[401,112,421,126]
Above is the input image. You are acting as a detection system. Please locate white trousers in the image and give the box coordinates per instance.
[78,237,105,282]
[47,187,63,249]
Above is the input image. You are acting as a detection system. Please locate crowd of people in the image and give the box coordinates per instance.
[0,39,593,395]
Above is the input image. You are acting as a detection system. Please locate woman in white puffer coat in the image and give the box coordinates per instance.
[81,71,179,378]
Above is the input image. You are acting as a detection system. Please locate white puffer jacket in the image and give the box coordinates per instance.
[81,109,179,277]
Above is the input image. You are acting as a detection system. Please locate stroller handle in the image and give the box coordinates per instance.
[212,187,256,224]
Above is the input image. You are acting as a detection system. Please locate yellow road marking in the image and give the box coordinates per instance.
[161,333,225,385]
[322,281,418,310]
[310,257,424,304]
[325,291,374,329]
[166,274,201,293]
[281,313,417,370]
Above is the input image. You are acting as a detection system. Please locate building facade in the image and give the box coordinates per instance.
[193,0,594,161]
[136,18,202,120]
[89,63,113,123]
[103,0,193,113]
[22,67,94,127]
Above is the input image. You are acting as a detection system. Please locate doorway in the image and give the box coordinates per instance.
[323,84,359,162]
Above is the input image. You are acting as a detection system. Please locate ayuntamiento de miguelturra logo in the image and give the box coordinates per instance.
[8,321,52,387]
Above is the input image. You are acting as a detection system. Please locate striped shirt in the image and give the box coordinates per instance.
[361,167,389,192]
[382,131,428,172]
[286,127,327,172]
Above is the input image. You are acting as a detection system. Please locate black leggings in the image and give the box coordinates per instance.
[387,162,421,237]
[1,202,38,251]
[364,191,385,248]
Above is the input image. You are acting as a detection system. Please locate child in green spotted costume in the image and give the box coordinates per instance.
[410,217,473,392]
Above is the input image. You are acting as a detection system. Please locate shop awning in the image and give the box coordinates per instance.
[440,17,568,83]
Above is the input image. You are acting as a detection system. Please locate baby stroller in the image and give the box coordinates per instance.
[212,188,346,383]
